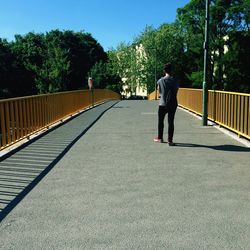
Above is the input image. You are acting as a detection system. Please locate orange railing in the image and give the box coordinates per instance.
[207,90,249,139]
[149,88,250,140]
[177,88,203,115]
[147,91,158,101]
[0,89,120,150]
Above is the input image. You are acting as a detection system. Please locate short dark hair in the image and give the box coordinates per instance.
[164,63,172,74]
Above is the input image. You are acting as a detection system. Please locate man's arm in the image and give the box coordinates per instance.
[156,79,161,99]
[175,78,180,94]
[157,79,161,94]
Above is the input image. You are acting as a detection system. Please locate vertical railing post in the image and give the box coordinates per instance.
[213,90,216,122]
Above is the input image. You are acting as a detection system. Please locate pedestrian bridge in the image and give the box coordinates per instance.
[0,95,250,249]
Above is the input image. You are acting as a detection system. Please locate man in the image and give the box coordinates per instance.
[154,63,179,145]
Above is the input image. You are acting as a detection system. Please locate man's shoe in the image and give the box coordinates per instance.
[154,137,163,143]
[168,141,175,146]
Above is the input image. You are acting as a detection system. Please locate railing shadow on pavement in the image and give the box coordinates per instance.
[0,101,118,222]
[174,143,250,152]
[0,132,90,222]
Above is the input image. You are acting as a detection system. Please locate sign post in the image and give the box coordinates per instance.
[88,77,93,90]
[88,77,94,106]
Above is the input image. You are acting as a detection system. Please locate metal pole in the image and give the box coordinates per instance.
[202,0,210,125]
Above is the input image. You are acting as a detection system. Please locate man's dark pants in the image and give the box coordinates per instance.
[158,105,177,142]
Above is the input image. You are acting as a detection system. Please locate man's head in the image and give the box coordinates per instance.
[164,63,172,74]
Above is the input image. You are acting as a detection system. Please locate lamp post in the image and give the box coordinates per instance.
[202,0,210,125]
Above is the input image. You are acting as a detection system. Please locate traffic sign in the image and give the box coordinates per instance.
[88,77,93,90]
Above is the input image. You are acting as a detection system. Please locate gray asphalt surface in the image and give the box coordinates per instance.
[0,100,250,250]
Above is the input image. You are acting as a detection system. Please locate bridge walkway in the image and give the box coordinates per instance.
[0,100,249,249]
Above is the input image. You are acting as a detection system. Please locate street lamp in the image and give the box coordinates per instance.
[202,0,210,125]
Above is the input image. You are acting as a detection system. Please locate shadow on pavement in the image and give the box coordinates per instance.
[174,143,250,152]
[0,101,118,222]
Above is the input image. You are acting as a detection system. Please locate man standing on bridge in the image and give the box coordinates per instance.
[154,63,179,145]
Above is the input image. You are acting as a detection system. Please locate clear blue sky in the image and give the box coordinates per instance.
[0,0,190,51]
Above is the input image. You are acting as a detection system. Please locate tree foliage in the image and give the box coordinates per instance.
[1,1,250,97]
[176,0,250,91]
[108,0,250,94]
[0,30,111,98]
[88,60,123,93]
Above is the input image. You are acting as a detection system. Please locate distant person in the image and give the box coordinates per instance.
[154,63,179,146]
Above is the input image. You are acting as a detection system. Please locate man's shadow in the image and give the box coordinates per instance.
[174,143,250,152]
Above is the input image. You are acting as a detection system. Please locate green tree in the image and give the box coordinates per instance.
[176,0,206,88]
[88,61,107,89]
[88,59,122,93]
[134,26,158,93]
[4,30,107,95]
[0,39,14,98]
[223,31,250,92]
[177,0,250,92]
[44,30,107,91]
[9,33,41,96]
[34,43,70,93]
[133,24,186,92]
[107,43,131,94]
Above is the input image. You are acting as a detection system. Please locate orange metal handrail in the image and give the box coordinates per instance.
[149,88,250,140]
[0,89,120,150]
